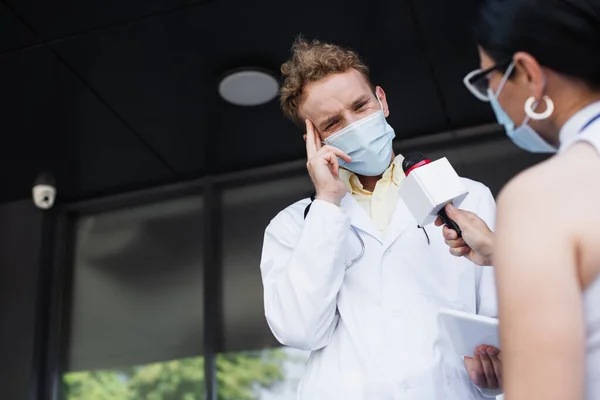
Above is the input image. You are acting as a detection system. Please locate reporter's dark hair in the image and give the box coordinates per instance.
[474,0,600,90]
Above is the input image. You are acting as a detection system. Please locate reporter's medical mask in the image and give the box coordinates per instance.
[488,62,556,154]
[323,97,395,176]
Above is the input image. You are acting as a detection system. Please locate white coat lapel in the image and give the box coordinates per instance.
[382,197,416,249]
[340,193,382,244]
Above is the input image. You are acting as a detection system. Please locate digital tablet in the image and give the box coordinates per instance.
[438,308,500,357]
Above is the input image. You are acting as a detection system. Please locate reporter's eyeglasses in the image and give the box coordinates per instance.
[463,59,513,102]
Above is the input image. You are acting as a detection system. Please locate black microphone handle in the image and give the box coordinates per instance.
[438,206,462,238]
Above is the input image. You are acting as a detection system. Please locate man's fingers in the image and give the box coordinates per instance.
[311,121,324,152]
[321,145,351,163]
[464,357,486,387]
[434,217,443,227]
[314,126,323,151]
[487,347,502,385]
[307,141,350,178]
[305,120,317,156]
[477,349,499,389]
[323,151,341,176]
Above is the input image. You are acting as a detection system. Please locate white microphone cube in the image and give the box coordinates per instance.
[399,157,469,227]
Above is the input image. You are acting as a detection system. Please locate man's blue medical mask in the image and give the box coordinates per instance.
[488,62,556,154]
[323,96,395,176]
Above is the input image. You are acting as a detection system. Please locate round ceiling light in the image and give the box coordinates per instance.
[218,68,279,106]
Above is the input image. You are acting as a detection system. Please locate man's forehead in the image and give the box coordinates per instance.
[301,71,373,118]
[317,93,371,120]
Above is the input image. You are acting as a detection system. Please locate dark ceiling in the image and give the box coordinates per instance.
[0,0,495,204]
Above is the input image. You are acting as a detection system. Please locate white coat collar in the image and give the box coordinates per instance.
[382,198,418,249]
[340,193,382,243]
[340,193,415,248]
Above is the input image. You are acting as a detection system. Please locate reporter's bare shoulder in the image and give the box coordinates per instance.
[498,143,600,211]
[558,143,600,285]
[497,143,600,285]
[496,156,562,216]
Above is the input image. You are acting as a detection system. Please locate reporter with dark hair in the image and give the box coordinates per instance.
[436,0,600,398]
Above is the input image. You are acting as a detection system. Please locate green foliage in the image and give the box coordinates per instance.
[216,350,286,400]
[63,370,129,400]
[63,349,287,400]
[127,357,205,400]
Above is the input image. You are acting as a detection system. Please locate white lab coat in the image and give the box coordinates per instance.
[260,178,500,400]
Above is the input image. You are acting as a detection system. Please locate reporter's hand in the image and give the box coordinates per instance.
[464,345,502,390]
[434,203,494,266]
[304,119,350,206]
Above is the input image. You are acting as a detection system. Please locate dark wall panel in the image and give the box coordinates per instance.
[5,0,206,40]
[50,0,447,177]
[409,0,494,128]
[0,2,38,53]
[0,46,174,203]
[0,200,45,400]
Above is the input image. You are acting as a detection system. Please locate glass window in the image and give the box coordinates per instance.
[220,174,314,398]
[63,350,310,400]
[63,195,206,399]
[219,346,310,400]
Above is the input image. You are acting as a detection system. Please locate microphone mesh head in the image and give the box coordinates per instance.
[402,152,428,173]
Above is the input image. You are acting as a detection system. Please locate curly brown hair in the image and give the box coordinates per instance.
[280,36,373,127]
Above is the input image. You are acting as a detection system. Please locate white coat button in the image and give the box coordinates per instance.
[378,223,385,230]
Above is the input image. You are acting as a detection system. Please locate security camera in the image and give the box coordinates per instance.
[32,172,56,210]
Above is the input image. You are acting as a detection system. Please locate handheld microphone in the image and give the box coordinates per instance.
[399,152,468,237]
